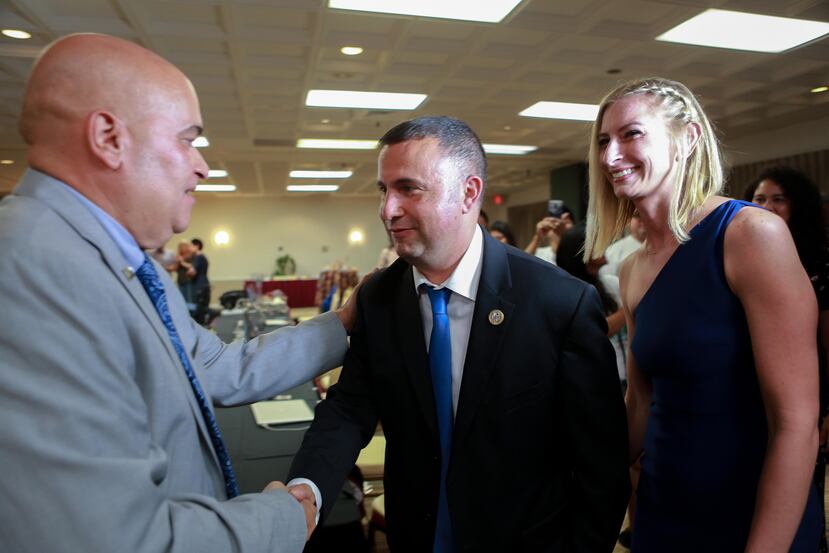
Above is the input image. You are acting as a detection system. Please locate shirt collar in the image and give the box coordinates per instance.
[412,224,483,302]
[40,170,146,269]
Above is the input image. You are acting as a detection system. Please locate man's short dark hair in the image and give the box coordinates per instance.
[191,238,204,250]
[379,116,488,187]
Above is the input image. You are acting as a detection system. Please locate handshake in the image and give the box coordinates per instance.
[263,481,318,541]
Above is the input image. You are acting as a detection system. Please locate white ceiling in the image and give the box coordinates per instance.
[0,0,827,198]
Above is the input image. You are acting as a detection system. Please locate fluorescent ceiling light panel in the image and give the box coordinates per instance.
[1,29,31,39]
[193,136,209,148]
[290,170,353,179]
[328,0,522,23]
[306,89,427,110]
[195,184,236,192]
[656,9,829,53]
[519,101,599,121]
[297,138,379,150]
[482,144,538,155]
[287,184,340,192]
[208,169,228,178]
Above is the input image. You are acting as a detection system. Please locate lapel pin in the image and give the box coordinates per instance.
[123,267,135,280]
[488,309,505,326]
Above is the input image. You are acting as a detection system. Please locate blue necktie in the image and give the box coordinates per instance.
[135,255,240,499]
[425,286,455,553]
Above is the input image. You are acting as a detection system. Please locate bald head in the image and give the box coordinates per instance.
[21,34,190,146]
[20,34,209,249]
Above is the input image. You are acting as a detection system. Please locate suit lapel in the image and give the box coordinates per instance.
[453,234,514,446]
[394,266,439,442]
[16,172,216,459]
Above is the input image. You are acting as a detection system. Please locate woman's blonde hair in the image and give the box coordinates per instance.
[583,77,724,261]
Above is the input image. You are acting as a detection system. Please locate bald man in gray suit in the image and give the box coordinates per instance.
[0,34,353,553]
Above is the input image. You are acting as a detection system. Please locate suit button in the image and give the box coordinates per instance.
[424,512,432,521]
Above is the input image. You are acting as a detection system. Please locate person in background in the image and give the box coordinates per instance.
[477,208,489,230]
[288,115,629,552]
[489,220,517,246]
[744,165,829,553]
[150,244,178,274]
[0,33,359,553]
[189,237,211,325]
[176,240,197,314]
[524,205,574,265]
[585,76,822,551]
[599,211,646,280]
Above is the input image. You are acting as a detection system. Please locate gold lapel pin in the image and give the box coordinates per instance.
[488,309,505,326]
[122,267,135,280]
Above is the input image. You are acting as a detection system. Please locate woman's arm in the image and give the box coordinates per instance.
[619,256,651,464]
[724,208,819,553]
[819,311,829,450]
[606,308,625,337]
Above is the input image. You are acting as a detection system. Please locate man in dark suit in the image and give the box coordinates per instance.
[288,116,629,552]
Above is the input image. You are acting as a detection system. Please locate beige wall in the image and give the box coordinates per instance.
[171,194,387,281]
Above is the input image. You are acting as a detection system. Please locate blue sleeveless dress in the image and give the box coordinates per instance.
[631,200,823,552]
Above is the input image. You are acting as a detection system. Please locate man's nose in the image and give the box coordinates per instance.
[380,192,401,222]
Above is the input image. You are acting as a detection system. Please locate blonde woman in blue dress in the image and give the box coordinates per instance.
[584,77,823,552]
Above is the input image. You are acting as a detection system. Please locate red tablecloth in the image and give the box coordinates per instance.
[244,279,318,308]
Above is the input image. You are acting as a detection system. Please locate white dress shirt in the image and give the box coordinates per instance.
[412,225,483,417]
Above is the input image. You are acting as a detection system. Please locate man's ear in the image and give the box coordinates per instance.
[86,110,126,170]
[461,175,484,213]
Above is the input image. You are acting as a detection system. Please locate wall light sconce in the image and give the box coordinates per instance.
[213,229,231,247]
[348,228,365,245]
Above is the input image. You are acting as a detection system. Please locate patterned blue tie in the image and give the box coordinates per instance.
[425,286,455,553]
[135,254,240,499]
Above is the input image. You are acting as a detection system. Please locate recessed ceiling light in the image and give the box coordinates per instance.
[340,46,364,56]
[193,136,209,148]
[656,9,829,53]
[195,184,236,192]
[306,89,427,110]
[503,125,512,131]
[811,86,829,93]
[519,101,599,121]
[1,29,31,40]
[321,119,331,124]
[289,170,353,178]
[482,144,538,155]
[208,169,228,178]
[297,138,379,150]
[0,159,14,165]
[287,184,340,192]
[328,0,522,23]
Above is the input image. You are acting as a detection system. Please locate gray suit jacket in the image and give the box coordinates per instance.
[0,170,347,553]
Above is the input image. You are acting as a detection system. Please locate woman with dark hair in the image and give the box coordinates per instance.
[744,166,827,277]
[745,166,829,553]
[489,220,517,247]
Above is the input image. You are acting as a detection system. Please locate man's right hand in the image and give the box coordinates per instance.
[287,483,318,541]
[264,481,317,541]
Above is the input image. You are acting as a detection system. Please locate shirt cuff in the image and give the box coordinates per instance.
[287,477,322,524]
